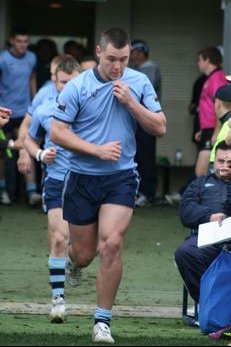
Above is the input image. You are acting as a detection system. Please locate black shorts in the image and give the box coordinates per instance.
[198,128,214,151]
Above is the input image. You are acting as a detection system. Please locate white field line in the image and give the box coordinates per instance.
[0,302,182,318]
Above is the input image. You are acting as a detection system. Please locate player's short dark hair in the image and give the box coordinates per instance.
[10,25,29,37]
[99,28,131,51]
[55,56,81,75]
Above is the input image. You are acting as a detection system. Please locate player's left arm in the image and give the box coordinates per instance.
[112,80,166,137]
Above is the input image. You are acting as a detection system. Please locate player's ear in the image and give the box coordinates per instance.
[96,45,101,59]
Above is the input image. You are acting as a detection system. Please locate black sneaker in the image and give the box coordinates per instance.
[182,315,199,327]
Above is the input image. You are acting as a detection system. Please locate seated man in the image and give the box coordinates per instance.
[174,141,231,311]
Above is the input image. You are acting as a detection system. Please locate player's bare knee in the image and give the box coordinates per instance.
[73,250,95,268]
[98,238,121,262]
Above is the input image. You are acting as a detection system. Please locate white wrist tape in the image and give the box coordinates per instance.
[40,149,50,162]
[8,139,15,149]
[36,149,42,162]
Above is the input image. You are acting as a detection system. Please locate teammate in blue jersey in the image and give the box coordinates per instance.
[17,55,66,176]
[50,28,167,343]
[0,25,38,205]
[24,56,81,323]
[0,27,37,120]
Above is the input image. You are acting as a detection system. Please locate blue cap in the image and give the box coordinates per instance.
[214,84,231,102]
[131,41,149,54]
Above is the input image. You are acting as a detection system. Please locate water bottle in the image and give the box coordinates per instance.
[175,149,183,166]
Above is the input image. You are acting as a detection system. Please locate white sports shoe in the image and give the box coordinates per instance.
[135,193,152,207]
[65,256,82,287]
[165,192,182,206]
[50,295,66,323]
[0,190,11,205]
[28,192,42,207]
[92,322,115,344]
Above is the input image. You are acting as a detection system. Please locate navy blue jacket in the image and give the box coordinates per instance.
[179,173,231,232]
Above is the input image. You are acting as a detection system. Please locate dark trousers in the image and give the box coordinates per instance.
[174,234,223,303]
[135,124,157,199]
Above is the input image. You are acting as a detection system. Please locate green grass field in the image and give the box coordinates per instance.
[0,203,228,345]
[0,203,185,307]
[0,314,228,346]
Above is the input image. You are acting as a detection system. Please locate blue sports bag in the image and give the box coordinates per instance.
[199,247,231,334]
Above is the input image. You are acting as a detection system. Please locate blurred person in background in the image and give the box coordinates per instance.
[63,40,86,64]
[0,25,38,205]
[34,38,58,90]
[193,46,228,177]
[130,39,162,207]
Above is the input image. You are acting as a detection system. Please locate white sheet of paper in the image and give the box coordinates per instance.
[198,216,231,248]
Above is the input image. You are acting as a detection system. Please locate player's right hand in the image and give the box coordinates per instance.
[17,149,32,174]
[98,141,122,161]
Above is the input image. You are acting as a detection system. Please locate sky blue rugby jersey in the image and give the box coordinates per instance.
[27,81,57,116]
[53,66,162,175]
[0,49,37,118]
[29,98,70,181]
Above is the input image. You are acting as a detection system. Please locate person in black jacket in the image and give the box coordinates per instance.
[174,141,231,306]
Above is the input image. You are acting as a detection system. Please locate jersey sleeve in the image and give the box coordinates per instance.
[27,87,47,116]
[28,113,46,141]
[53,80,79,124]
[141,75,162,113]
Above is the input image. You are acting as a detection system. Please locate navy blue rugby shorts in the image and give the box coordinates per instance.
[62,169,140,225]
[42,177,64,213]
